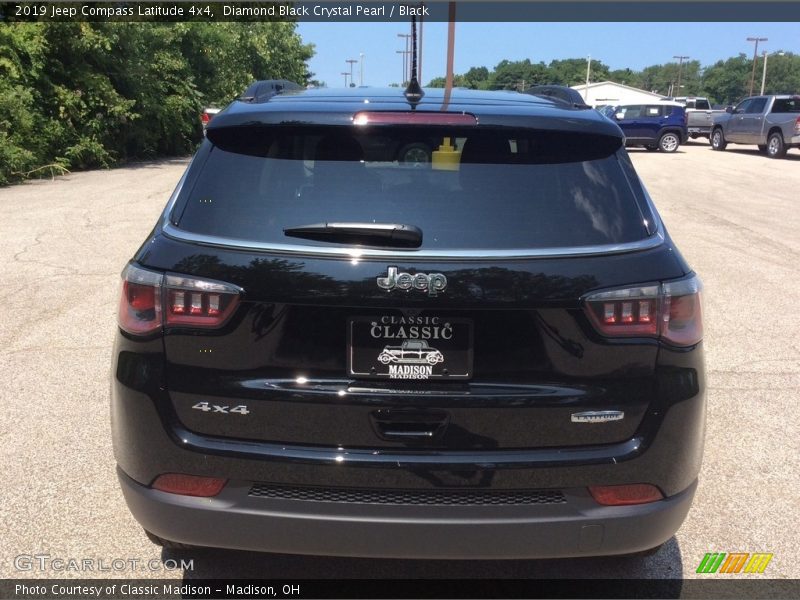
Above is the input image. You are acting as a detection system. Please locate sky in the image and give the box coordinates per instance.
[296,22,800,87]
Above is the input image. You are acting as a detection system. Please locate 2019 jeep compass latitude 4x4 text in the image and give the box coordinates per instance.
[112,87,705,558]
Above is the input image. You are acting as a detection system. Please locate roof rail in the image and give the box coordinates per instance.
[239,79,303,103]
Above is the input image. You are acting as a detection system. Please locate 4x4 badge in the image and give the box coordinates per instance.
[377,266,447,297]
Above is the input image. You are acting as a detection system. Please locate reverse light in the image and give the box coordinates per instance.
[584,275,703,346]
[164,274,241,327]
[152,474,227,497]
[589,484,664,506]
[118,263,242,335]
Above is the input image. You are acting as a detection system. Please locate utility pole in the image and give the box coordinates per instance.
[397,33,411,84]
[746,37,768,96]
[341,72,349,87]
[346,59,358,87]
[673,55,689,98]
[359,52,364,86]
[584,55,591,100]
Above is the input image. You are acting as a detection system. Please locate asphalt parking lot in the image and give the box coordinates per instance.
[1,141,798,586]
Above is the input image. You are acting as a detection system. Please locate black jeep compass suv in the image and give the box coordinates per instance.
[112,87,705,558]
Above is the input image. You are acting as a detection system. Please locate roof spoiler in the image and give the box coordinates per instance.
[522,85,591,109]
[239,79,303,103]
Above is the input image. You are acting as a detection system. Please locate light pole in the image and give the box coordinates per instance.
[346,59,358,88]
[397,33,411,84]
[673,55,689,98]
[396,49,409,85]
[761,50,785,95]
[359,52,364,86]
[746,37,768,96]
[341,72,349,87]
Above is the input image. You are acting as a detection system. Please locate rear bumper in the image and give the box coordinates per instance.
[119,468,696,559]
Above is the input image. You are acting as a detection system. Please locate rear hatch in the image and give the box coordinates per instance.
[145,117,686,450]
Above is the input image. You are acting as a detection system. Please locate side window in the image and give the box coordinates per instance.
[696,99,711,110]
[771,98,800,113]
[663,105,675,116]
[735,99,752,113]
[645,106,662,117]
[746,98,767,114]
[622,105,643,118]
[685,100,696,109]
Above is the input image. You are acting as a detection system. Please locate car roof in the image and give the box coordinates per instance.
[206,87,623,138]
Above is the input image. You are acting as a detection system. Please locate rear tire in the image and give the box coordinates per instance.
[144,529,196,550]
[710,128,727,151]
[658,132,680,153]
[766,132,786,158]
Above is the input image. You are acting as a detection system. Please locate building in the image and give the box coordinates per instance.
[571,81,667,107]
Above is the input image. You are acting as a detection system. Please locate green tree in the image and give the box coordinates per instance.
[0,21,314,185]
[701,54,752,105]
[549,58,610,86]
[488,59,548,90]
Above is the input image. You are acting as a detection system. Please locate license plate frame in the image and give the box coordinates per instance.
[347,316,473,380]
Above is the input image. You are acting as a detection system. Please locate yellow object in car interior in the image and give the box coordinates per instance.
[432,137,461,171]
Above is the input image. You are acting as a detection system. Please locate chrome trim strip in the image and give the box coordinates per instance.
[160,221,665,261]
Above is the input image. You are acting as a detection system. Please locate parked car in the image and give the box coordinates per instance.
[600,101,688,152]
[669,97,727,140]
[711,94,800,158]
[113,86,705,559]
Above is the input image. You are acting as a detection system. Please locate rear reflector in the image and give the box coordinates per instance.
[353,111,477,126]
[152,474,227,497]
[589,484,664,506]
[118,263,242,335]
[584,275,703,346]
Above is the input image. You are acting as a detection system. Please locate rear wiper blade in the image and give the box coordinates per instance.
[283,222,422,248]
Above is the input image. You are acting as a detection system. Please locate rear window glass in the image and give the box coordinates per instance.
[175,126,649,251]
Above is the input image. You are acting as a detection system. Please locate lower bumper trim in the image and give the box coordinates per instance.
[118,468,697,559]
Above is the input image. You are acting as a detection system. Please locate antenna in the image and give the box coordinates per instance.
[404,8,424,106]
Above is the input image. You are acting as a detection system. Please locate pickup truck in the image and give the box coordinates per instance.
[711,94,800,158]
[672,97,727,140]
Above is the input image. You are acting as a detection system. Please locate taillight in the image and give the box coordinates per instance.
[584,275,703,347]
[118,263,241,335]
[794,116,800,135]
[118,265,162,335]
[164,274,241,327]
[201,111,211,125]
[152,474,227,497]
